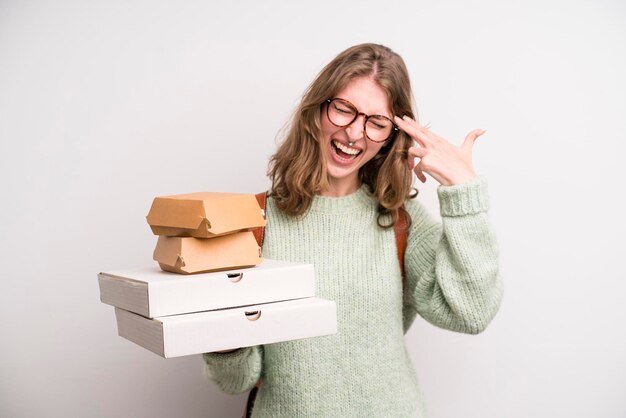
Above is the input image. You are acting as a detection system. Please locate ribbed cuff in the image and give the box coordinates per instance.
[202,346,262,394]
[202,347,251,366]
[437,176,490,217]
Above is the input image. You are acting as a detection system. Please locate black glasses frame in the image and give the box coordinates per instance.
[325,98,398,143]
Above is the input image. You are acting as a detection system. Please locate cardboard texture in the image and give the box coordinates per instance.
[153,231,261,274]
[98,259,316,318]
[114,297,338,358]
[146,192,266,238]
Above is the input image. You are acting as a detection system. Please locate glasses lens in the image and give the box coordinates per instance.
[365,116,393,142]
[328,99,357,127]
[327,99,394,142]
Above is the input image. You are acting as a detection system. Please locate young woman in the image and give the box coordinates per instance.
[203,43,503,417]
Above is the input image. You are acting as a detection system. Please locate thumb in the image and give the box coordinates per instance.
[462,129,486,152]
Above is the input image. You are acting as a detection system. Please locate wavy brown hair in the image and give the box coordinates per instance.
[268,43,417,227]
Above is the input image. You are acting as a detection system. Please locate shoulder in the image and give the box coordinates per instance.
[400,194,440,241]
[402,195,427,217]
[402,193,436,223]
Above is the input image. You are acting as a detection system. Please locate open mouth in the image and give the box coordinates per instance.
[331,139,362,161]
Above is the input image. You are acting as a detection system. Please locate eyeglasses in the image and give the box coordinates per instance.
[325,98,398,143]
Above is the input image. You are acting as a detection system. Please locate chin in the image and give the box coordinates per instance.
[326,163,360,184]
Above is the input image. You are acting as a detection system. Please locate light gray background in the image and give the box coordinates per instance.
[1,0,624,417]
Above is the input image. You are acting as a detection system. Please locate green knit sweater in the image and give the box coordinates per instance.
[203,176,502,417]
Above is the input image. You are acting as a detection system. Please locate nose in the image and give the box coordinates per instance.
[345,114,366,142]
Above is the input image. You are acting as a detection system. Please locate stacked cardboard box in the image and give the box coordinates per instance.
[98,192,337,358]
[147,192,267,274]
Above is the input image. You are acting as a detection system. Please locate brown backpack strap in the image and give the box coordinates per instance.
[243,379,263,418]
[252,192,267,248]
[394,206,409,286]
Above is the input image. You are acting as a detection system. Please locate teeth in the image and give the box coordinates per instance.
[333,140,360,156]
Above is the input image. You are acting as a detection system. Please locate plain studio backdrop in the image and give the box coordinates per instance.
[1,0,624,417]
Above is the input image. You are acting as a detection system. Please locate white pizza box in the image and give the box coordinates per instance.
[98,259,315,318]
[114,297,337,358]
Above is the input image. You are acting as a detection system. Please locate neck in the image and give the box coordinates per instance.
[320,178,361,197]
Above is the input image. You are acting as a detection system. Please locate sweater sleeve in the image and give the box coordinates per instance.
[202,345,264,394]
[402,176,503,334]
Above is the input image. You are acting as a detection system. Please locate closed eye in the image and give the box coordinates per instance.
[368,117,391,130]
[333,104,354,114]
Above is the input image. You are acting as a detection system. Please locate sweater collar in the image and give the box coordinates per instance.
[309,184,375,215]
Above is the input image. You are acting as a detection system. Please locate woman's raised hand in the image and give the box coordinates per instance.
[393,115,485,187]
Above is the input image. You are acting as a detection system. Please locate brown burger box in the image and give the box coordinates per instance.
[153,231,261,274]
[146,192,266,238]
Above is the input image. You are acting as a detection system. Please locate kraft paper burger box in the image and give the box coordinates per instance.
[153,231,261,274]
[114,297,337,358]
[146,192,266,238]
[98,259,316,318]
